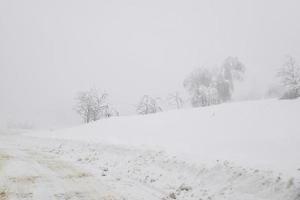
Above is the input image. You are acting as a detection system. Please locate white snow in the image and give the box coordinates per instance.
[1,99,299,200]
[28,99,300,176]
[1,132,299,200]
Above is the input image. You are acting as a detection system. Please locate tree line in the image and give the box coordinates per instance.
[74,56,300,123]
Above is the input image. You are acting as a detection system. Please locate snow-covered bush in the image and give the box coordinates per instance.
[136,95,162,115]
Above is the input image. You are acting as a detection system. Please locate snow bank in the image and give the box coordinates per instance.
[27,99,300,176]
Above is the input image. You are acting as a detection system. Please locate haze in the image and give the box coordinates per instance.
[1,0,300,129]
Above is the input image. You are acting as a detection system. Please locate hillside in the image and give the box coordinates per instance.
[28,99,300,176]
[0,99,298,200]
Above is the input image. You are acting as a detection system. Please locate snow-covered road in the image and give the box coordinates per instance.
[0,148,121,200]
[0,133,299,200]
[0,134,163,200]
[1,145,112,199]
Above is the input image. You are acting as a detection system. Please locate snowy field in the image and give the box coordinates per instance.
[28,99,300,176]
[0,99,300,200]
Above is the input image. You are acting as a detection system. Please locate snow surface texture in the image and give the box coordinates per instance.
[0,135,299,200]
[28,99,300,176]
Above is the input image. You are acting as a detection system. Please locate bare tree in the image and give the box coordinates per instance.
[277,56,300,99]
[100,105,119,118]
[189,85,219,107]
[168,92,184,109]
[136,95,162,115]
[74,88,108,123]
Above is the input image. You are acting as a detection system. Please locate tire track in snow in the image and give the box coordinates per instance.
[0,143,126,200]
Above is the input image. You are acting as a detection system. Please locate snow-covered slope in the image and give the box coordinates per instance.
[28,99,300,176]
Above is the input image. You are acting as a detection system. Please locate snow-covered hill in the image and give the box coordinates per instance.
[1,99,298,200]
[28,99,300,176]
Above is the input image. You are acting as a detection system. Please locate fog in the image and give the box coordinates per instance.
[1,0,300,129]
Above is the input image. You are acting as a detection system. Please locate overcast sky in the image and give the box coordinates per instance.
[1,0,300,129]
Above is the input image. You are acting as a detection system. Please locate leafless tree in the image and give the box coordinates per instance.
[100,105,119,118]
[277,56,300,99]
[190,85,219,107]
[74,88,108,123]
[168,92,184,109]
[136,95,162,115]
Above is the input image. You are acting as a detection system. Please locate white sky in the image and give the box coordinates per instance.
[1,0,300,128]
